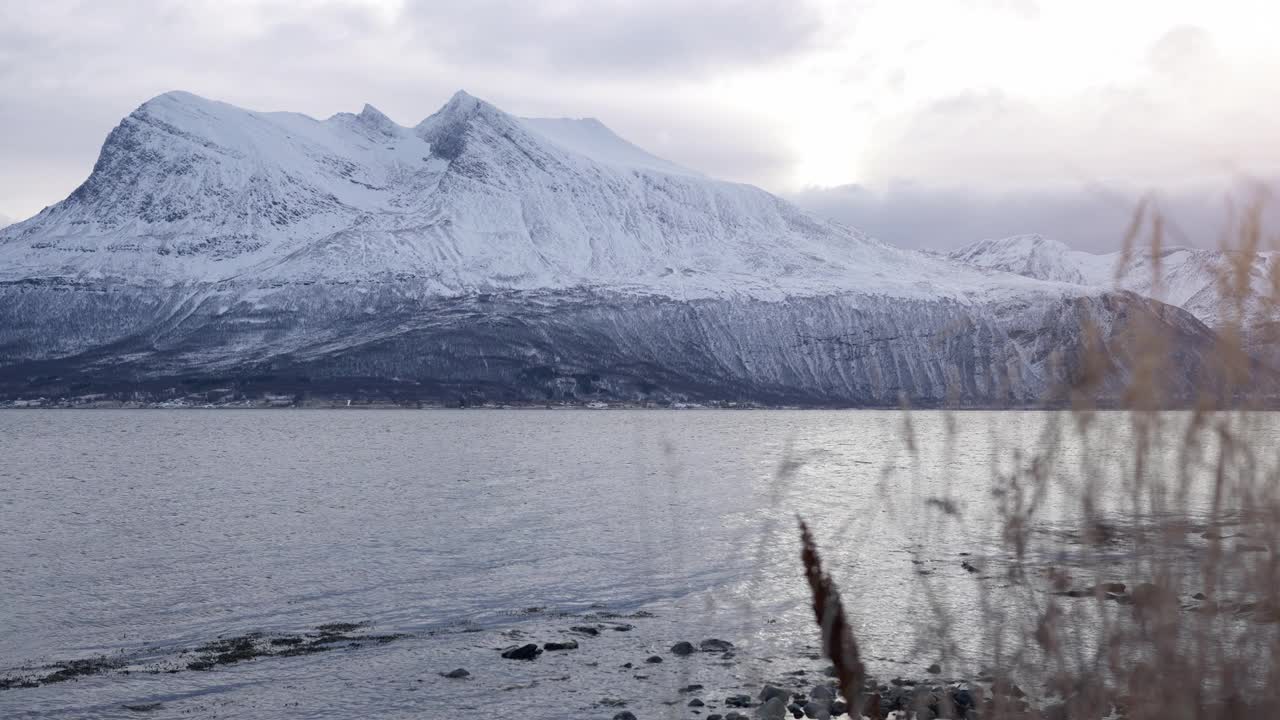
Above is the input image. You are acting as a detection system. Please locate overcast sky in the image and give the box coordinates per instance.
[2,0,1278,250]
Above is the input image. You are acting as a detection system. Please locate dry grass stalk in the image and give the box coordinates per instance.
[823,187,1280,719]
[799,516,866,714]
[985,190,1280,718]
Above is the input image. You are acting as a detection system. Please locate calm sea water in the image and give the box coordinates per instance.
[1,410,1273,718]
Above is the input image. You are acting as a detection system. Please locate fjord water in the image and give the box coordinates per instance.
[2,410,1273,719]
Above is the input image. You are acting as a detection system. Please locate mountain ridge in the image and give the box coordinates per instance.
[0,90,1232,406]
[949,233,1278,329]
[0,90,1063,301]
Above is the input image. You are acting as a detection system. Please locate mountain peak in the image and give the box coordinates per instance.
[355,103,399,136]
[423,90,501,121]
[133,90,225,117]
[949,234,1087,285]
[1003,233,1066,250]
[415,89,523,160]
[447,88,479,104]
[359,103,388,120]
[143,89,209,106]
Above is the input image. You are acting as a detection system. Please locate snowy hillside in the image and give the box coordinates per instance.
[949,234,1278,328]
[1,90,1067,303]
[0,92,1226,406]
[519,116,701,178]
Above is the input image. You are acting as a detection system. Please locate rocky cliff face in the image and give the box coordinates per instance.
[0,92,1226,406]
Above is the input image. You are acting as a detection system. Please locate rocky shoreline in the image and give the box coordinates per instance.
[0,622,407,692]
[478,630,1060,720]
[7,543,1275,720]
[0,608,1067,719]
[4,524,1268,719]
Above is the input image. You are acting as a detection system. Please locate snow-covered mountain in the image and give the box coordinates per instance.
[949,234,1278,329]
[0,92,1223,405]
[0,91,1067,301]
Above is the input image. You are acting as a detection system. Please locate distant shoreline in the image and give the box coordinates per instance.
[1,401,1267,412]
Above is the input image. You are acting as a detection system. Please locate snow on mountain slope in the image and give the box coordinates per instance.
[1,90,1066,303]
[0,91,442,283]
[949,234,1278,327]
[0,91,1230,405]
[947,235,1099,286]
[519,116,700,178]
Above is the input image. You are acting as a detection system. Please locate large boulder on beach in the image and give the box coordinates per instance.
[951,686,976,712]
[701,638,735,652]
[756,696,788,718]
[759,685,791,703]
[500,643,541,660]
[671,641,696,656]
[802,700,831,719]
[809,685,836,702]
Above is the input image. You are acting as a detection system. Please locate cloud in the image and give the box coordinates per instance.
[856,25,1280,194]
[400,0,823,79]
[1148,24,1217,76]
[790,178,1280,253]
[790,21,1280,252]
